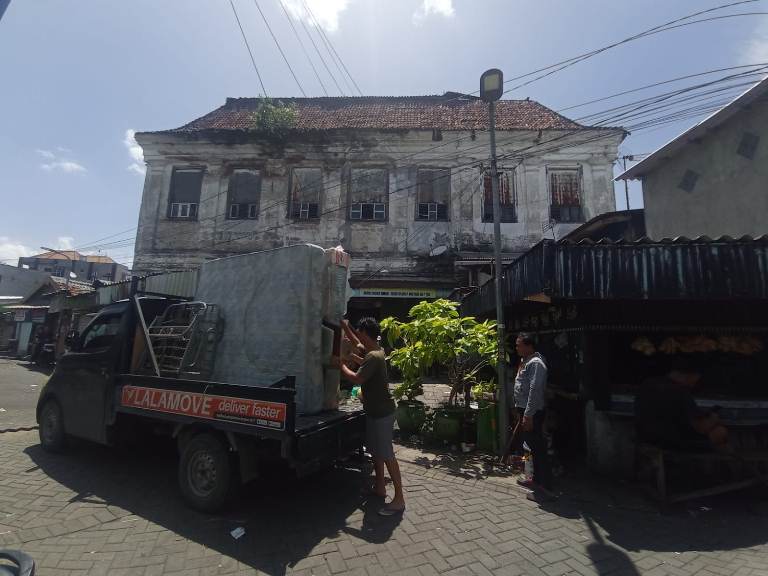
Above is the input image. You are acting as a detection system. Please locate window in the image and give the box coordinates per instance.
[81,314,122,351]
[549,168,583,223]
[482,170,516,223]
[290,168,322,220]
[227,169,261,220]
[349,168,388,221]
[168,168,203,220]
[53,266,67,278]
[678,169,699,193]
[416,169,450,221]
[737,132,760,160]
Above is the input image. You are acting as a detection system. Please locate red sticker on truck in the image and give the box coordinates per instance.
[120,385,287,430]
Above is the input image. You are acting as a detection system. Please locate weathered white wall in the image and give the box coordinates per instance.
[133,129,622,279]
[642,98,768,239]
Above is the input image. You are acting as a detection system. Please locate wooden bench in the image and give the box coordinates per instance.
[637,443,768,504]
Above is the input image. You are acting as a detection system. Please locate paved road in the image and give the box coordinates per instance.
[0,358,48,431]
[1,361,768,575]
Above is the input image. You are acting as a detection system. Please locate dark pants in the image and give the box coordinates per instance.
[516,408,553,491]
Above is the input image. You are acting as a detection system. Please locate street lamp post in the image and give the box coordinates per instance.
[480,68,508,452]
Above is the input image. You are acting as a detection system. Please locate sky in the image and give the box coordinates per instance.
[0,0,766,269]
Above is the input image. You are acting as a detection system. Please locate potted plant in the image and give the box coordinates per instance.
[392,380,427,434]
[382,299,497,444]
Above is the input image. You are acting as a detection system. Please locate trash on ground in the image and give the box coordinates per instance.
[231,527,246,539]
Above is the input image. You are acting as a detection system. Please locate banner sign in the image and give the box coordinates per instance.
[121,385,287,431]
[352,287,451,299]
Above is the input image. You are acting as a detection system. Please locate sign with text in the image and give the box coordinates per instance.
[352,287,452,299]
[120,385,287,431]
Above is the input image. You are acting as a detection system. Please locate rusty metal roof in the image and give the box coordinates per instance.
[146,93,618,134]
[462,236,768,316]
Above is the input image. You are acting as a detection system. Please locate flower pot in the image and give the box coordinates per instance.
[433,407,464,443]
[395,400,426,434]
[476,401,498,453]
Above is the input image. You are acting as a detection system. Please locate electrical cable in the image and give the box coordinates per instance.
[278,0,328,96]
[228,0,268,96]
[253,0,307,97]
[295,4,345,95]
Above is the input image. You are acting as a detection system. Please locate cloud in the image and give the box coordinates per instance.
[742,19,768,66]
[56,237,75,251]
[36,149,56,159]
[37,147,87,173]
[0,237,34,265]
[41,161,87,173]
[282,0,351,33]
[124,129,146,176]
[413,0,454,24]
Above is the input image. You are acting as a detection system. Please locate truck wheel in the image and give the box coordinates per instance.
[178,433,234,512]
[39,399,66,452]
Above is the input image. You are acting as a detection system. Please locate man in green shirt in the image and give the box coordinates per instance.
[339,318,405,516]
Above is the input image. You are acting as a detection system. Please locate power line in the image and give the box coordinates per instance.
[300,0,362,96]
[295,3,345,95]
[252,0,307,97]
[83,73,757,257]
[228,0,267,96]
[77,59,768,254]
[278,0,328,96]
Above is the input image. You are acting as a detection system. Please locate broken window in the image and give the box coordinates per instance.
[482,170,516,223]
[227,169,261,220]
[549,168,583,223]
[416,168,450,221]
[290,168,322,220]
[349,168,387,221]
[678,169,699,193]
[168,168,204,220]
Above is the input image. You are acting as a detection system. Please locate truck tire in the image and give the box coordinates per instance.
[178,433,234,512]
[39,399,66,452]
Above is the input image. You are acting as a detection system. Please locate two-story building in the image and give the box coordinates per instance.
[18,250,131,283]
[133,93,625,318]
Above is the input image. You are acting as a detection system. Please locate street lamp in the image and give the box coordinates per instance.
[480,68,509,452]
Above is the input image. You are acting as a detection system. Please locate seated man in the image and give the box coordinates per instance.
[636,367,730,453]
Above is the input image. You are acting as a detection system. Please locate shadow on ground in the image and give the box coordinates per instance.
[402,439,768,558]
[26,440,400,576]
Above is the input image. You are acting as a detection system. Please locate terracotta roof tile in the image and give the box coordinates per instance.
[155,93,609,133]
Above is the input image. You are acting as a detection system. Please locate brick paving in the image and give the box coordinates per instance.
[1,427,768,575]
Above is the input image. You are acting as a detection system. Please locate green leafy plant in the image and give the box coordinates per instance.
[382,299,497,410]
[249,98,297,133]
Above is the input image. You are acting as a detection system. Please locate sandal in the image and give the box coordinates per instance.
[378,505,405,517]
[361,486,387,499]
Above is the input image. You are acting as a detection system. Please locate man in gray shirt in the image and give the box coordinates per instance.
[512,333,554,500]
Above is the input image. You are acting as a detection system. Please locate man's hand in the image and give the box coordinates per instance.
[521,415,533,432]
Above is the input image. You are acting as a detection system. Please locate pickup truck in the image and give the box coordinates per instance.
[36,295,365,512]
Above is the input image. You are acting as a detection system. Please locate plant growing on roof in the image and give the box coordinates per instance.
[381,299,498,409]
[249,98,298,133]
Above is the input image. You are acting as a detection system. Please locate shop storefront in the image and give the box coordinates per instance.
[462,236,768,476]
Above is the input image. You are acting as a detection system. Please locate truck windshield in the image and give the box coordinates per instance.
[81,314,123,352]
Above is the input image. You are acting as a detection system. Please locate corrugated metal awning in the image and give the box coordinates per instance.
[462,236,768,316]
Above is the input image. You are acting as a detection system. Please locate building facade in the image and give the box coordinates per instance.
[619,77,768,240]
[133,94,624,316]
[18,251,130,283]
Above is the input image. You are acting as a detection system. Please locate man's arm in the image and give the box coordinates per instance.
[341,362,365,385]
[341,320,363,349]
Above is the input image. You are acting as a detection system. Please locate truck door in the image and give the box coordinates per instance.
[55,302,130,443]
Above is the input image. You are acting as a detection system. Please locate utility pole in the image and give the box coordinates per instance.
[620,154,634,211]
[480,69,508,452]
